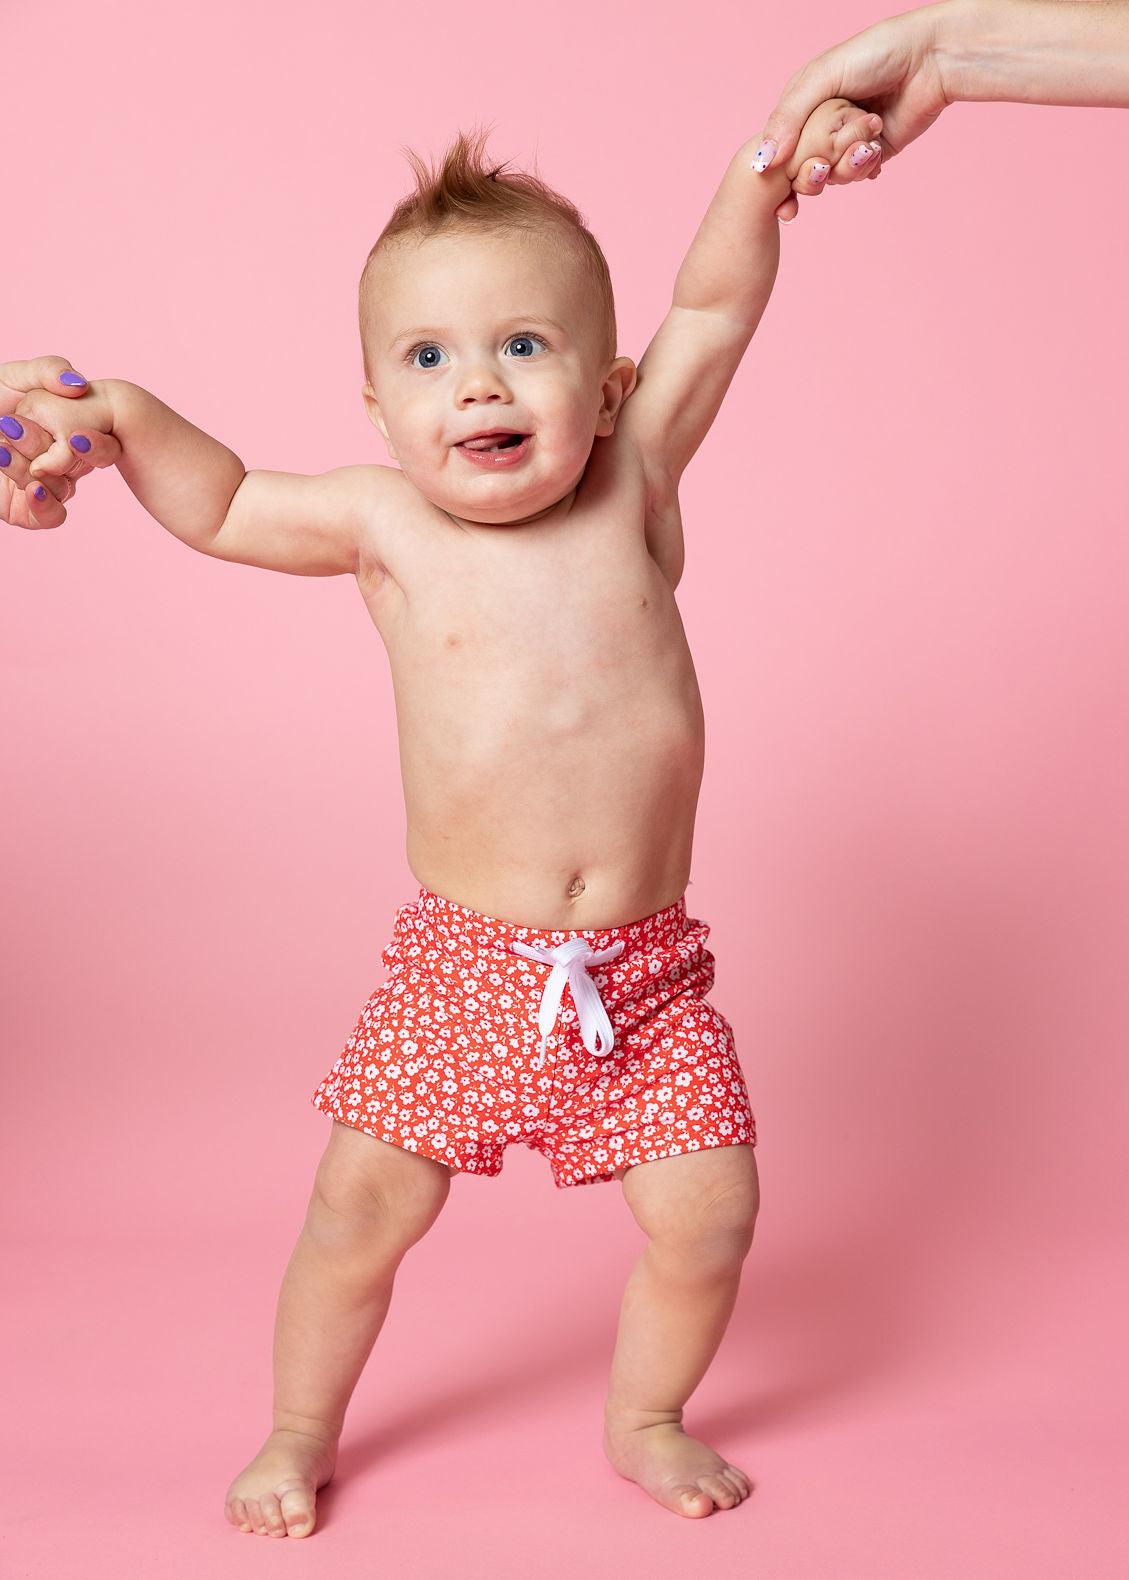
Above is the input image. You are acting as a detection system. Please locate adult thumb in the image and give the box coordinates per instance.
[0,355,90,410]
[41,354,90,393]
[753,57,847,170]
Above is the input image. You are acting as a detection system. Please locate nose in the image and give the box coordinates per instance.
[455,356,514,404]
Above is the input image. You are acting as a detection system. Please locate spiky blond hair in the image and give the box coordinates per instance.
[359,123,617,382]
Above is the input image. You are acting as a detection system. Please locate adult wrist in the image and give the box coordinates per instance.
[932,0,1029,105]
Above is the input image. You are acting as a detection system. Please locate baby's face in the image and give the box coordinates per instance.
[361,230,634,527]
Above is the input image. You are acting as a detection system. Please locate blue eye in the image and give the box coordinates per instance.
[408,344,449,370]
[404,332,548,369]
[505,333,547,358]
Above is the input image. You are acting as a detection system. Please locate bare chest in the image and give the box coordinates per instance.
[355,442,685,690]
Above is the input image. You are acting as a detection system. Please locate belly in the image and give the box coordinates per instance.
[392,613,706,929]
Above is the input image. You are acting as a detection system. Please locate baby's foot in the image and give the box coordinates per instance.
[603,1410,751,1518]
[224,1427,338,1538]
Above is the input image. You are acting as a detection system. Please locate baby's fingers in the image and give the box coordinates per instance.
[824,109,883,184]
[28,425,120,481]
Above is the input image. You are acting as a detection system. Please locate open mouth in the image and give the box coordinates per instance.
[457,433,526,451]
[454,432,533,467]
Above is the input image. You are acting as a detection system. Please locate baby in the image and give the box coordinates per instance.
[2,98,886,1535]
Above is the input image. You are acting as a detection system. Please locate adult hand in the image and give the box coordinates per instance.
[757,0,955,180]
[1,355,113,529]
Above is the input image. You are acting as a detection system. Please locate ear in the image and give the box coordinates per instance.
[362,383,398,460]
[596,356,639,436]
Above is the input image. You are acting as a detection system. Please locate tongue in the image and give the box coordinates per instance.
[462,434,519,451]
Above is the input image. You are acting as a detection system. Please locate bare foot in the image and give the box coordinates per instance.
[603,1411,752,1518]
[224,1427,338,1538]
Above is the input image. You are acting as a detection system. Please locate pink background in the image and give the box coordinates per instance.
[3,0,1127,1573]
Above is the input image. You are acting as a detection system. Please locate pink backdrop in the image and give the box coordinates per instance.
[3,0,1126,1573]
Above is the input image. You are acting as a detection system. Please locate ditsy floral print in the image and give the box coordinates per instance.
[311,887,757,1188]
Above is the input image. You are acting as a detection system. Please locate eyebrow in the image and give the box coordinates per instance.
[388,315,569,351]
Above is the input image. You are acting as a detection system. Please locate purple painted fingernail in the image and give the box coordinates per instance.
[70,434,92,453]
[0,447,11,467]
[850,144,877,168]
[810,163,830,184]
[59,371,88,386]
[0,415,24,439]
[34,485,47,501]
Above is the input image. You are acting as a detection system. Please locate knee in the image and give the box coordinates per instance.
[308,1129,451,1256]
[647,1163,760,1272]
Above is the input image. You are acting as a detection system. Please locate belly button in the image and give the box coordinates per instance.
[567,875,586,898]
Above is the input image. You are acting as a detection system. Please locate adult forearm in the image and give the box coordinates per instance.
[106,379,246,552]
[937,0,1129,107]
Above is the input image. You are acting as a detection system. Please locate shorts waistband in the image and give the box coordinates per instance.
[404,884,691,958]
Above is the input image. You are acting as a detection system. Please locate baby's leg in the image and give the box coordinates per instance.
[225,1121,452,1538]
[602,1144,759,1518]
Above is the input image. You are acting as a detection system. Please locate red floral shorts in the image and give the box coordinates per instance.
[311,886,756,1189]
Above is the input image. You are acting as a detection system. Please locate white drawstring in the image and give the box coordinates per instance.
[509,936,626,1069]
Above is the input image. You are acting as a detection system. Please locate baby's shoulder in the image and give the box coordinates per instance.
[350,462,430,593]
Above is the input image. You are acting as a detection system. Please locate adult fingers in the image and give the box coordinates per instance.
[817,109,883,188]
[752,9,938,170]
[2,474,69,530]
[0,355,90,415]
[29,426,120,481]
[752,52,850,169]
[754,12,950,172]
[0,411,62,490]
[788,159,832,199]
[828,138,883,185]
[24,478,69,529]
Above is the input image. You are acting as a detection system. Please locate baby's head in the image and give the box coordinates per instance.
[358,125,637,527]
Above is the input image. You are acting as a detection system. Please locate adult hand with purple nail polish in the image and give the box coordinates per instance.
[1,355,121,530]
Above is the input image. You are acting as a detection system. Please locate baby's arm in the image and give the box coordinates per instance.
[618,100,883,506]
[12,373,373,576]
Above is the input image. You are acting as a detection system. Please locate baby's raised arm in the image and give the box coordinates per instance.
[7,366,374,577]
[617,99,884,503]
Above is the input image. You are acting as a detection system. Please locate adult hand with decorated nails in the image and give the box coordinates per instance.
[752,0,1129,200]
[1,356,122,529]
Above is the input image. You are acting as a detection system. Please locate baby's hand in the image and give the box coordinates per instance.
[1,356,121,530]
[774,99,885,218]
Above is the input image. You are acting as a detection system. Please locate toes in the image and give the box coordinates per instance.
[243,1496,268,1536]
[229,1496,254,1533]
[278,1482,317,1537]
[673,1484,713,1517]
[258,1491,288,1537]
[699,1473,740,1509]
[720,1466,750,1501]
